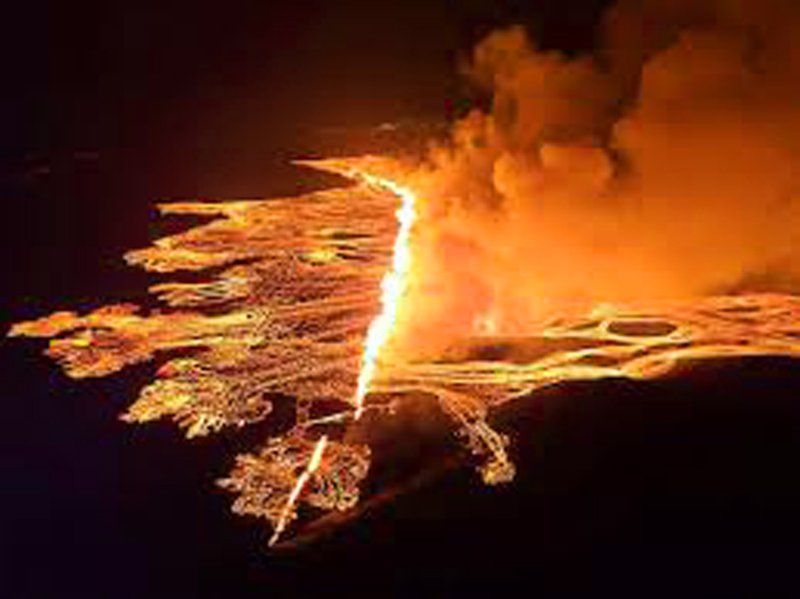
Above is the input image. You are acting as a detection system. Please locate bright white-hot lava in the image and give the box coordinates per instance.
[268,434,328,546]
[353,175,418,419]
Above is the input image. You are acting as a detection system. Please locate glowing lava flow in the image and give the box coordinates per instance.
[14,156,800,547]
[353,175,418,419]
[269,434,328,546]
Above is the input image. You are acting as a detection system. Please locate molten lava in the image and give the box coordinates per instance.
[12,156,800,544]
[12,0,800,547]
[353,174,417,419]
[270,434,328,546]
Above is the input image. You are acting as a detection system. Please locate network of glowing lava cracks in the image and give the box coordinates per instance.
[12,156,800,544]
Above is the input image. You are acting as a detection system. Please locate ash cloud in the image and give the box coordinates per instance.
[396,0,800,351]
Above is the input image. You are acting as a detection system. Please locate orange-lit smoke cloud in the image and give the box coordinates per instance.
[393,0,800,354]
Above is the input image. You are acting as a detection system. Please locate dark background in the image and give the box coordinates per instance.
[3,0,800,596]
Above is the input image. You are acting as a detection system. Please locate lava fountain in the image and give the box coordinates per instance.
[353,174,417,419]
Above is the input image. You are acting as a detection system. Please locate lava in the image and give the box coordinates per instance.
[270,435,329,546]
[353,174,418,419]
[12,157,800,544]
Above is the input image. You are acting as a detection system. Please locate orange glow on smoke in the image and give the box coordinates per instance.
[353,175,418,419]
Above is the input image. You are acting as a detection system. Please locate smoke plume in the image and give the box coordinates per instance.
[394,0,800,354]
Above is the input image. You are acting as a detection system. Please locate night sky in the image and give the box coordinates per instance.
[3,1,800,596]
[1,0,609,154]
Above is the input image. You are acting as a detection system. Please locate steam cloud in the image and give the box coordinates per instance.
[395,0,800,353]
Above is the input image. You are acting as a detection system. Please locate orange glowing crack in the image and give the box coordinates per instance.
[352,175,418,419]
[269,434,329,546]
